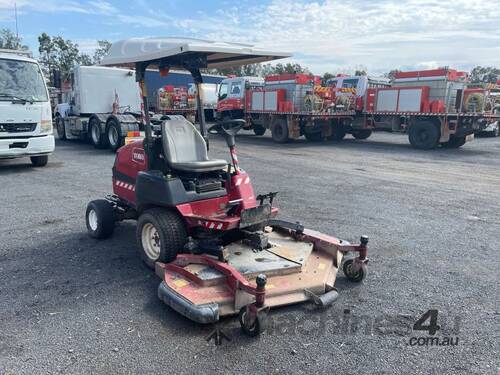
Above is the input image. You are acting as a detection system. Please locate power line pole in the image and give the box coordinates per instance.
[15,2,19,39]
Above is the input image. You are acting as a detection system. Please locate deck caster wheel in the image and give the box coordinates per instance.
[239,306,267,337]
[342,258,367,282]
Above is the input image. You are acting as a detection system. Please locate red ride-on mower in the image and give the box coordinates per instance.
[85,38,369,336]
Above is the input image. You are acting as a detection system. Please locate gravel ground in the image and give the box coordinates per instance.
[0,131,499,374]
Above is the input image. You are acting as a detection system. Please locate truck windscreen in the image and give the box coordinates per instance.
[0,59,48,102]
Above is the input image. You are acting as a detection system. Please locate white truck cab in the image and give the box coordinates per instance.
[0,49,54,166]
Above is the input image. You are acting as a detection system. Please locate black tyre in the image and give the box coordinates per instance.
[86,199,116,239]
[136,208,187,268]
[89,117,107,149]
[329,125,346,141]
[342,258,367,282]
[408,121,440,149]
[239,307,266,337]
[253,124,266,136]
[442,135,466,149]
[30,155,48,167]
[304,131,322,142]
[271,119,289,143]
[352,129,372,140]
[107,119,124,152]
[55,116,66,140]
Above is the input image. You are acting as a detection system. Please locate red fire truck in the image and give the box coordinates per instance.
[216,74,357,142]
[216,69,500,149]
[348,68,499,149]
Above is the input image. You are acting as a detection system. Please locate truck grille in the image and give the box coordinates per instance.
[0,123,37,133]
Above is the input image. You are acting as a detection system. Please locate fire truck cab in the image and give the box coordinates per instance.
[216,76,264,121]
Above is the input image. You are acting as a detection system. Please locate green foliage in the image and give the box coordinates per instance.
[469,66,500,84]
[93,40,111,64]
[205,62,311,77]
[322,72,335,85]
[38,34,110,84]
[354,69,367,76]
[0,28,28,50]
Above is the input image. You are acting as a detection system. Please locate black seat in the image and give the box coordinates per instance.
[161,116,227,173]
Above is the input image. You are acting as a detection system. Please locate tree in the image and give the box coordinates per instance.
[0,28,28,50]
[93,40,111,64]
[469,66,500,85]
[78,53,93,66]
[38,33,92,84]
[354,69,367,76]
[322,72,335,85]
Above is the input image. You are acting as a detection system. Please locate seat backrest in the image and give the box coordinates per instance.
[161,115,209,163]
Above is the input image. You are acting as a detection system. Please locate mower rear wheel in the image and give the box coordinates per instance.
[136,208,187,268]
[86,199,116,239]
[342,258,367,282]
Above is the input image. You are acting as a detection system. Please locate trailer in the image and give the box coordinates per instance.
[216,74,356,142]
[55,65,142,151]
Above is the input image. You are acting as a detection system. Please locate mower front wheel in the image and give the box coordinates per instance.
[342,258,367,282]
[239,306,267,337]
[86,199,116,239]
[136,208,187,269]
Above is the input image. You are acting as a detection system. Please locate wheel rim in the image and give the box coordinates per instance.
[108,126,118,146]
[141,223,161,260]
[91,123,100,144]
[88,209,98,231]
[417,129,429,143]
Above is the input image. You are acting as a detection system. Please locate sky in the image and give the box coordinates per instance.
[0,0,499,75]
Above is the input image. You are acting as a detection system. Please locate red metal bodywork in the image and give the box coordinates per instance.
[216,97,244,113]
[113,141,277,232]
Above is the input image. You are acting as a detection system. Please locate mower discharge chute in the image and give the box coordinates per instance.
[85,37,369,336]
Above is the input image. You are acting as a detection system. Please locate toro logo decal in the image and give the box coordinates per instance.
[132,148,145,164]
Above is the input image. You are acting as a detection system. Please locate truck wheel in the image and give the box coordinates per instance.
[271,120,289,143]
[329,126,346,141]
[409,121,439,149]
[352,129,372,140]
[90,118,107,149]
[55,116,66,140]
[86,199,116,239]
[107,119,124,152]
[30,155,48,167]
[304,131,322,142]
[136,208,187,269]
[442,135,466,148]
[253,124,266,136]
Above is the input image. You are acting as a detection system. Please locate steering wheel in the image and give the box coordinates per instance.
[208,119,246,136]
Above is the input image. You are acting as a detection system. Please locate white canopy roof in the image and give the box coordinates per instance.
[100,37,291,70]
